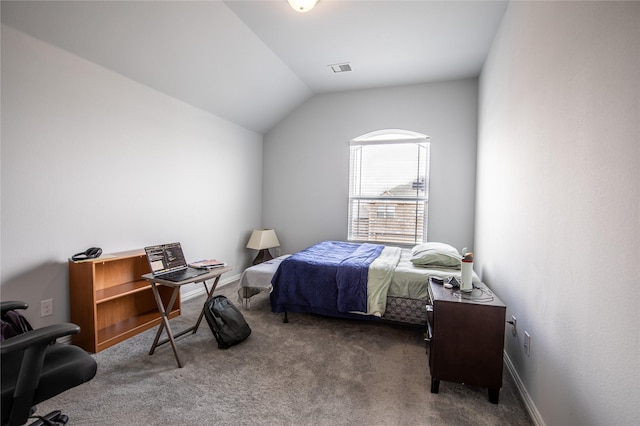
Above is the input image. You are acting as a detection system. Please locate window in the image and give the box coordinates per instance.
[348,129,430,245]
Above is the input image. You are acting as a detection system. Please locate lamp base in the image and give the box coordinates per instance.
[252,249,274,265]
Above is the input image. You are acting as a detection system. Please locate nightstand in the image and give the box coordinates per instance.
[426,279,506,404]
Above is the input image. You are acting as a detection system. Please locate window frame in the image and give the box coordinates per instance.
[348,129,430,246]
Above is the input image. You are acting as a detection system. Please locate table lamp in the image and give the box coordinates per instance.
[246,229,280,265]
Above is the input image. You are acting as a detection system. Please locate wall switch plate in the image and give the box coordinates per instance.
[41,299,53,317]
[511,316,517,336]
[524,331,531,356]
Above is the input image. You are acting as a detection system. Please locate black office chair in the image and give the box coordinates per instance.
[1,301,97,426]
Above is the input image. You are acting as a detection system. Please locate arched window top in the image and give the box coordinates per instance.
[351,129,429,146]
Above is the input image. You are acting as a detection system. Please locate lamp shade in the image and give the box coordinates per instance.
[287,0,318,13]
[246,229,280,250]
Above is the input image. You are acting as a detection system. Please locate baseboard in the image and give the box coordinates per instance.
[181,273,241,302]
[503,351,545,426]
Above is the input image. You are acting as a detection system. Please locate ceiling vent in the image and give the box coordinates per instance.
[329,63,352,73]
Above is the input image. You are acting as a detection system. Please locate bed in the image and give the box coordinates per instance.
[269,240,476,326]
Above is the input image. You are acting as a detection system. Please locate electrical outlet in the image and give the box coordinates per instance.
[524,331,531,356]
[511,316,517,336]
[41,299,53,317]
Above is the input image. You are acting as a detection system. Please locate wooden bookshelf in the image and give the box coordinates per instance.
[69,249,180,353]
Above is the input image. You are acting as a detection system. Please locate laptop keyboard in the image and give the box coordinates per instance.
[157,266,211,281]
[157,269,191,281]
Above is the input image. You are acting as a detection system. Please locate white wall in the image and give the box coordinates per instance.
[263,79,478,254]
[1,25,264,328]
[477,2,639,425]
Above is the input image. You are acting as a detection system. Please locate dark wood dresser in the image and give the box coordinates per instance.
[426,279,506,403]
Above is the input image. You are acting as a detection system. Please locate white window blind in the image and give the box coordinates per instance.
[348,130,430,245]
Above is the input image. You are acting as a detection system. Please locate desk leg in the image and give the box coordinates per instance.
[149,283,184,368]
[193,275,222,333]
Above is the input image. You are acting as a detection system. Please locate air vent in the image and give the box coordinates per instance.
[329,63,352,73]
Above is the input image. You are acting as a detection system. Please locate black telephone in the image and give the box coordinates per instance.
[71,247,102,262]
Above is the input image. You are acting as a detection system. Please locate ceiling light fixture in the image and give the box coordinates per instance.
[288,0,318,13]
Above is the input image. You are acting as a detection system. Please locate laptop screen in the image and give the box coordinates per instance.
[144,242,187,274]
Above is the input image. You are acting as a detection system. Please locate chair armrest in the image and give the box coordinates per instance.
[1,301,28,315]
[0,323,80,355]
[1,322,83,425]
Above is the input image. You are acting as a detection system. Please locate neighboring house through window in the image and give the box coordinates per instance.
[348,129,430,245]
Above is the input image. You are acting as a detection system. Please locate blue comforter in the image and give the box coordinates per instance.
[270,241,384,316]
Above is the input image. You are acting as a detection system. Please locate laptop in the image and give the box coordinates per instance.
[144,242,209,282]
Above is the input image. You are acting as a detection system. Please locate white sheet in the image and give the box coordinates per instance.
[366,246,402,316]
[237,255,290,303]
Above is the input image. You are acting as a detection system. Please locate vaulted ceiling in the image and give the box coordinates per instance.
[1,0,508,134]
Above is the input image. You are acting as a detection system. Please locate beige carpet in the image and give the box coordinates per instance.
[36,282,533,425]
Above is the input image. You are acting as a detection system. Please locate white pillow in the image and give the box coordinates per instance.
[410,242,462,268]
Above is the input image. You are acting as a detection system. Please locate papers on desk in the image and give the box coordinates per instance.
[189,259,227,269]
